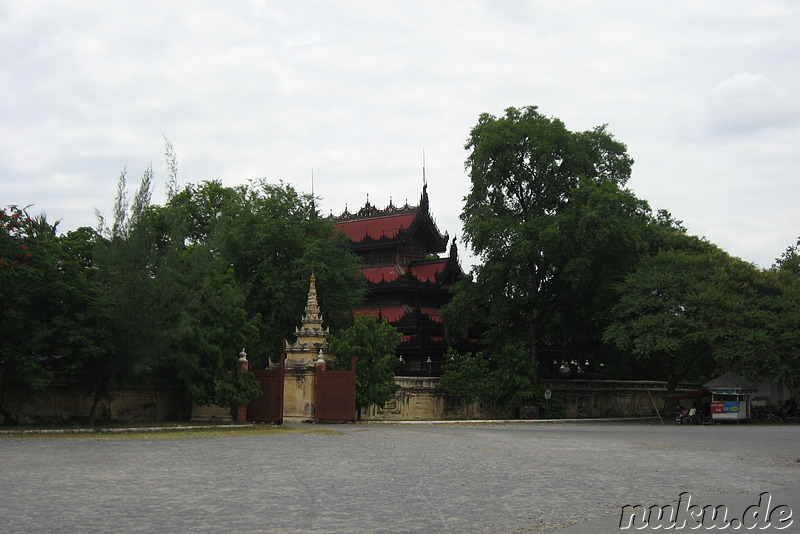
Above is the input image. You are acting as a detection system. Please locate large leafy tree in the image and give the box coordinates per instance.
[150,242,261,411]
[728,267,800,399]
[0,206,59,413]
[84,166,363,417]
[439,342,538,414]
[0,207,105,419]
[87,167,263,420]
[762,238,800,398]
[328,314,401,417]
[199,179,364,367]
[88,168,176,419]
[774,237,800,278]
[602,243,724,390]
[57,226,112,411]
[161,180,239,244]
[443,106,650,380]
[604,235,800,394]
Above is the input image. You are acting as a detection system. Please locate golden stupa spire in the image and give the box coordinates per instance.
[285,273,331,362]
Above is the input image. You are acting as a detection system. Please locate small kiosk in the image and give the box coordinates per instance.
[704,371,758,422]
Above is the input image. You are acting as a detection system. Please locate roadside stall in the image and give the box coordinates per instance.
[704,371,758,422]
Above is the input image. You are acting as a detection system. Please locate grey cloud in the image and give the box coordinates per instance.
[704,73,800,137]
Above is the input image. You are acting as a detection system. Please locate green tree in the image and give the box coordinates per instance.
[161,180,239,244]
[602,238,798,392]
[724,266,800,399]
[757,239,800,398]
[0,206,58,414]
[603,244,722,390]
[439,343,539,416]
[152,242,262,410]
[89,166,263,420]
[443,106,650,396]
[438,350,492,406]
[539,178,653,346]
[0,207,106,420]
[205,179,364,367]
[454,107,641,354]
[88,168,172,420]
[149,173,365,408]
[88,158,363,419]
[328,314,401,417]
[57,226,113,413]
[774,237,800,278]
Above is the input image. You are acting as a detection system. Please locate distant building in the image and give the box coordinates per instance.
[332,184,463,375]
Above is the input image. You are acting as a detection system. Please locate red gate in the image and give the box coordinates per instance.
[315,357,356,423]
[247,353,285,424]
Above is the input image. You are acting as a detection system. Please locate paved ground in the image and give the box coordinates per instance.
[1,421,798,533]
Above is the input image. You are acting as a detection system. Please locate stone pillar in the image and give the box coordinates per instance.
[282,274,335,422]
[282,363,317,422]
[315,351,327,373]
[234,349,250,422]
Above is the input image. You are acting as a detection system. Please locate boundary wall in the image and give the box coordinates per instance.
[0,377,708,424]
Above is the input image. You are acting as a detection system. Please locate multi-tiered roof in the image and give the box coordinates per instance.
[332,184,462,375]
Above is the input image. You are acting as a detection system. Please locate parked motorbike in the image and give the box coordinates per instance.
[775,403,800,423]
[784,410,800,423]
[752,405,782,423]
[675,407,698,425]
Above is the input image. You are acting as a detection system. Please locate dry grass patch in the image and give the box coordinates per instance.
[0,424,343,440]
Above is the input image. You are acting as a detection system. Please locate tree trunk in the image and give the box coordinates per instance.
[88,390,101,425]
[527,314,542,384]
[176,387,188,421]
[783,379,799,403]
[0,383,6,423]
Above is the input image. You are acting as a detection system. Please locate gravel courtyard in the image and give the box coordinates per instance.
[1,422,798,533]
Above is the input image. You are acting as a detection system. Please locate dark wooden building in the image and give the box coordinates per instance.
[332,184,462,376]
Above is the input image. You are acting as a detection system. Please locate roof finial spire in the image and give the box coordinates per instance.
[311,167,316,214]
[422,148,427,186]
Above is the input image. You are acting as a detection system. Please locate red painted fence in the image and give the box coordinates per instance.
[315,357,356,423]
[247,353,285,424]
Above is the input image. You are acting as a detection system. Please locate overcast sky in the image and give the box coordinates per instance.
[2,1,798,271]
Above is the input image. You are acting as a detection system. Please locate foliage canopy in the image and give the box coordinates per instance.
[1,146,364,422]
[328,314,401,413]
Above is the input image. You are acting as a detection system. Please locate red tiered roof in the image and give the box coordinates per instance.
[362,265,403,283]
[353,306,408,323]
[409,261,447,283]
[419,308,442,322]
[335,214,417,242]
[331,185,465,375]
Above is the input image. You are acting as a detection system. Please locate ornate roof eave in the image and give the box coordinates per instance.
[397,334,448,349]
[331,197,418,222]
[435,238,464,283]
[403,196,448,252]
[365,274,448,291]
[332,184,448,253]
[347,233,407,250]
[393,308,444,329]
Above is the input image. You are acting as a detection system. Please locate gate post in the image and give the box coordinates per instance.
[314,351,326,418]
[283,274,334,422]
[234,349,250,422]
